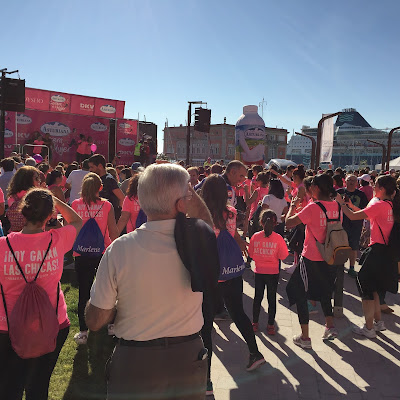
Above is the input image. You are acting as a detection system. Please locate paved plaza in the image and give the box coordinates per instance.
[209,259,400,400]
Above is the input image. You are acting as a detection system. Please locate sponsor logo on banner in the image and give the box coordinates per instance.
[118,138,135,147]
[100,105,116,114]
[51,95,66,103]
[80,103,94,110]
[17,114,32,125]
[26,96,44,104]
[91,122,108,132]
[41,122,71,137]
[119,122,132,130]
[5,129,14,138]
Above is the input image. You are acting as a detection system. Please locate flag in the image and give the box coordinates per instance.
[320,115,335,163]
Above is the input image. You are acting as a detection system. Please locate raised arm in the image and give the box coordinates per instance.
[185,185,213,228]
[53,196,82,235]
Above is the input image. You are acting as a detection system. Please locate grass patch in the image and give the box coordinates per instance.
[47,269,115,400]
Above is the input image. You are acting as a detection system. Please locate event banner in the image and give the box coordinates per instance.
[320,115,335,163]
[8,110,110,164]
[4,111,17,156]
[115,119,138,166]
[25,88,125,119]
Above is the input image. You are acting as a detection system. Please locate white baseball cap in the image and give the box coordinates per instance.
[359,173,371,182]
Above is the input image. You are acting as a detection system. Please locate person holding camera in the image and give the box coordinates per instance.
[336,174,368,277]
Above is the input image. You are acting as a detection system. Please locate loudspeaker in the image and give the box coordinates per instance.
[0,78,25,112]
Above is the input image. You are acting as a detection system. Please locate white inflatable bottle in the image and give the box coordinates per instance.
[235,105,266,166]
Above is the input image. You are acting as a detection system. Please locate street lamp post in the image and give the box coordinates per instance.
[295,132,316,170]
[315,112,342,168]
[385,126,400,171]
[367,139,386,171]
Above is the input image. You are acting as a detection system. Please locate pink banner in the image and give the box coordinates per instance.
[115,119,138,166]
[4,111,17,157]
[25,88,125,118]
[13,110,109,165]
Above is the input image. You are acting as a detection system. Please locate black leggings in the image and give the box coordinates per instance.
[297,296,333,325]
[201,276,259,382]
[75,255,102,331]
[253,273,279,325]
[0,326,69,400]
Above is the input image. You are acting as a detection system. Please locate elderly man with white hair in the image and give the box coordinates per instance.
[85,163,213,400]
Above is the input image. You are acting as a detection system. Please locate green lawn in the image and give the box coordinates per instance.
[48,269,115,400]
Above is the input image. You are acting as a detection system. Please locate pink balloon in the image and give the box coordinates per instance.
[90,143,97,152]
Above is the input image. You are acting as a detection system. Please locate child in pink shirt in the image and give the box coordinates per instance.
[249,210,288,335]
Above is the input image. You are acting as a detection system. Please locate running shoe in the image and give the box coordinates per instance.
[206,380,214,396]
[267,324,276,335]
[246,352,266,371]
[373,320,387,332]
[322,326,338,341]
[308,301,318,314]
[74,331,88,345]
[293,334,312,349]
[252,322,259,332]
[352,324,376,339]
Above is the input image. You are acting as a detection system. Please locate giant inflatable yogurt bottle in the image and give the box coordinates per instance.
[235,105,266,166]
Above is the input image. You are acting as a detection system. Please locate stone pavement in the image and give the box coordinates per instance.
[209,259,400,400]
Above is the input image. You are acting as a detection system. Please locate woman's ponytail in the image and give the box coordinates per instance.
[259,209,277,237]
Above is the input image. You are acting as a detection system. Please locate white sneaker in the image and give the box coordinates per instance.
[108,324,115,336]
[373,320,386,332]
[293,334,312,349]
[74,331,88,345]
[352,324,376,339]
[322,326,338,340]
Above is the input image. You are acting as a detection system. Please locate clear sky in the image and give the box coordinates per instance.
[3,0,400,152]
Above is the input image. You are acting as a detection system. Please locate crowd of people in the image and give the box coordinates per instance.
[0,151,399,400]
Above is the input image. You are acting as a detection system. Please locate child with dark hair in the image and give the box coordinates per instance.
[249,210,288,335]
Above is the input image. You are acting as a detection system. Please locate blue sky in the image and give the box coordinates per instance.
[4,0,400,152]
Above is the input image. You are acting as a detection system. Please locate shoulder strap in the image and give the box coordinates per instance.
[86,201,105,219]
[315,201,340,223]
[6,235,53,283]
[375,200,393,247]
[0,283,9,330]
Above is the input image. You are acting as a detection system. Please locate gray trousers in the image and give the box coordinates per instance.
[106,336,207,400]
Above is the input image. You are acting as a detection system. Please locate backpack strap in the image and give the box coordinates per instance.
[6,235,53,283]
[0,283,9,330]
[375,200,393,247]
[86,201,105,219]
[315,201,341,222]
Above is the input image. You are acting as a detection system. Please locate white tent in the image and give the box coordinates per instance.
[375,156,400,170]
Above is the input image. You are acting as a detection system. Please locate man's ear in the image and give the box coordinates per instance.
[175,198,186,214]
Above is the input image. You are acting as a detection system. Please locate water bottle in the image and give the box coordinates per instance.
[235,105,266,166]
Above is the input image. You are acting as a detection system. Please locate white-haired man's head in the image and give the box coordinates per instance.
[138,164,190,220]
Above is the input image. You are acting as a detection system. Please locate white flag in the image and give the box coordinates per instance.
[320,116,335,163]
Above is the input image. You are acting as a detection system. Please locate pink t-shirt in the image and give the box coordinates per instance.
[33,140,44,154]
[0,225,76,332]
[76,140,88,155]
[249,187,269,220]
[297,200,342,261]
[363,199,393,246]
[8,190,27,207]
[360,185,374,202]
[214,206,237,238]
[122,196,141,233]
[249,231,288,274]
[71,198,113,255]
[291,183,308,212]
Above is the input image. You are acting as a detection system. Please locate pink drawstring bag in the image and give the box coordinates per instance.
[0,235,60,359]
